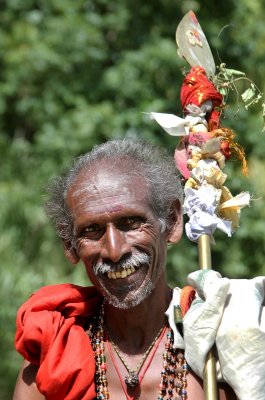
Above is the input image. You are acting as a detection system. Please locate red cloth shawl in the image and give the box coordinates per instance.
[15,284,102,400]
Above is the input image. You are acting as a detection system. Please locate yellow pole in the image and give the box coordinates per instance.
[198,234,218,400]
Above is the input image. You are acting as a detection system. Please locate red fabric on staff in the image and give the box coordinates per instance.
[180,66,223,130]
[15,284,102,400]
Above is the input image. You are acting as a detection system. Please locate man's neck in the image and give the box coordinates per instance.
[104,276,172,354]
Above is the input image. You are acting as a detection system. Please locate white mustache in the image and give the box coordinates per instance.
[93,252,150,276]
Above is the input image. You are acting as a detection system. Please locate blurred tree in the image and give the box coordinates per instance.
[0,0,264,397]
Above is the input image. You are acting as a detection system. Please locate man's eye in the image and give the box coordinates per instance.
[81,225,103,238]
[118,217,144,230]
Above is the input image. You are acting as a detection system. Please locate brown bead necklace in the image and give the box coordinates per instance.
[88,303,188,400]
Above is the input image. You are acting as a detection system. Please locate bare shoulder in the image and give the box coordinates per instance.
[12,360,45,400]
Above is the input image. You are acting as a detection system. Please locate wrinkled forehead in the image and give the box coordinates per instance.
[66,164,150,208]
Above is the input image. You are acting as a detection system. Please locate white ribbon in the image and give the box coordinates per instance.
[148,103,210,136]
[148,112,190,136]
[219,191,250,210]
[148,112,207,136]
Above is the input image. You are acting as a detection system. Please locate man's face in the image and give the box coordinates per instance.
[66,165,170,309]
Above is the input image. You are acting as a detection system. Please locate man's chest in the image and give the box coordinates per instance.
[101,335,205,400]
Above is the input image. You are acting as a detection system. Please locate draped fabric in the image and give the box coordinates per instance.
[180,66,223,130]
[15,284,102,400]
[15,283,198,399]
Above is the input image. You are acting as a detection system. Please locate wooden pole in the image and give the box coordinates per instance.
[198,234,218,400]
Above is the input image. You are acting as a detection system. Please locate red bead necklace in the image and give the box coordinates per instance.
[88,303,188,400]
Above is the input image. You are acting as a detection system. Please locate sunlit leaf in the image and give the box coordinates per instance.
[241,85,256,103]
[224,68,246,78]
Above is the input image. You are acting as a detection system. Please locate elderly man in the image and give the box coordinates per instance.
[13,139,264,400]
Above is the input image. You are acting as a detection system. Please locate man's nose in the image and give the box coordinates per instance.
[101,224,131,263]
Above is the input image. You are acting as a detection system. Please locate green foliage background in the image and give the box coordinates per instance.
[1,1,265,397]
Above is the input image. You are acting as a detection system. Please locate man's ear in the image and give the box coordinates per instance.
[167,200,183,244]
[62,239,80,264]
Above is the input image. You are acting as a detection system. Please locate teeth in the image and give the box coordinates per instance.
[121,270,127,278]
[107,267,137,279]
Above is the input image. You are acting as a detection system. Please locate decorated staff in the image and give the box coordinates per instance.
[149,10,261,400]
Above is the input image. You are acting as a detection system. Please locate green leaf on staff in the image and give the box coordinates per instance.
[241,85,256,103]
[241,84,263,109]
[225,68,246,78]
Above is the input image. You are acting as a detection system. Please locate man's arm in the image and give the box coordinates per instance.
[12,360,45,400]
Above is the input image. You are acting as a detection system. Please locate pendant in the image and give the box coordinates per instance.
[124,372,139,388]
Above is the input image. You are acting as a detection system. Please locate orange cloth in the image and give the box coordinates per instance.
[15,284,102,400]
[180,286,196,318]
[180,66,223,130]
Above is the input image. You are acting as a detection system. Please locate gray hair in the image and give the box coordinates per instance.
[44,138,183,245]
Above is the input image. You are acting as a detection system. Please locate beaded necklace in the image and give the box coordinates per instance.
[88,304,188,400]
[106,325,165,388]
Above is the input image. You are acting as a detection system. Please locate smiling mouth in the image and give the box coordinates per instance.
[107,266,136,279]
